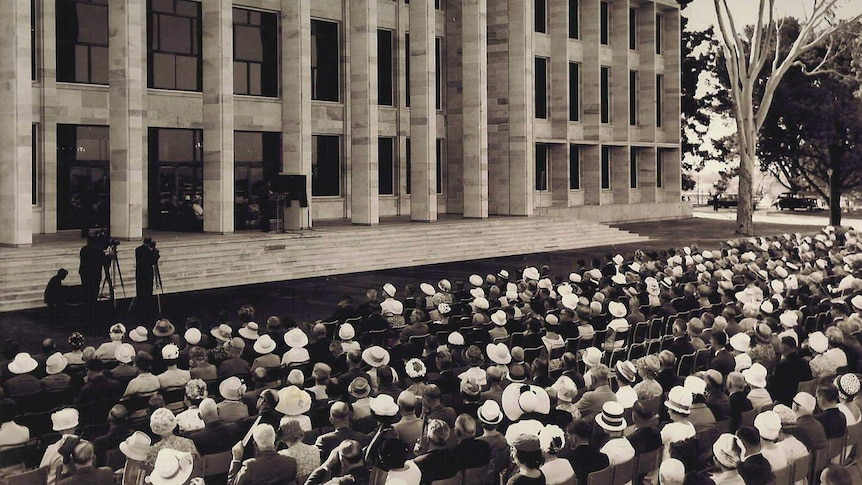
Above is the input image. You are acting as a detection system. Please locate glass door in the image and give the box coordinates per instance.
[535,143,552,208]
[148,128,204,231]
[57,124,110,231]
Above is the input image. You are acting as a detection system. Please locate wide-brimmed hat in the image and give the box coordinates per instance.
[551,376,578,403]
[448,331,465,346]
[522,267,540,281]
[370,394,399,417]
[238,322,260,340]
[491,310,508,326]
[734,353,752,372]
[161,344,179,360]
[45,353,68,375]
[148,449,194,485]
[809,331,828,354]
[743,363,768,388]
[130,326,149,343]
[219,376,246,401]
[210,324,232,342]
[339,323,356,340]
[616,360,637,383]
[470,287,485,299]
[153,320,176,338]
[501,384,551,421]
[582,347,602,368]
[713,433,740,469]
[115,343,135,364]
[486,343,512,365]
[730,333,751,353]
[254,334,277,354]
[754,411,781,441]
[420,283,436,297]
[284,328,309,348]
[276,386,312,416]
[851,295,862,312]
[8,353,37,375]
[596,401,627,432]
[184,328,202,346]
[754,324,772,344]
[383,283,397,297]
[665,386,693,415]
[119,431,152,461]
[473,297,489,310]
[51,408,79,431]
[349,377,371,399]
[478,400,504,425]
[362,346,391,367]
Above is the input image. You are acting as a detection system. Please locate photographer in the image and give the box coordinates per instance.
[79,234,107,316]
[135,238,160,315]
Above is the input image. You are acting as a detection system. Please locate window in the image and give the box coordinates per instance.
[569,145,580,190]
[405,34,410,107]
[233,7,278,97]
[311,19,340,102]
[32,124,38,205]
[435,37,442,110]
[569,63,580,122]
[630,147,638,188]
[379,138,395,195]
[656,150,663,188]
[147,128,204,231]
[629,70,638,126]
[57,124,110,230]
[56,0,109,84]
[600,1,609,45]
[312,135,341,196]
[378,30,394,106]
[436,139,443,194]
[600,146,611,190]
[31,0,37,81]
[656,13,663,54]
[405,138,411,195]
[629,8,637,50]
[535,144,548,191]
[568,0,579,39]
[535,57,548,119]
[535,0,547,33]
[148,0,202,91]
[656,74,664,127]
[234,131,280,230]
[600,66,611,124]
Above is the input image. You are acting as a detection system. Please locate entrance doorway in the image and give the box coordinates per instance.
[57,124,110,231]
[535,143,552,208]
[148,128,204,231]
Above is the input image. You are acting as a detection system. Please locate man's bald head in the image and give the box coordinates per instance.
[330,401,352,425]
[454,414,477,440]
[397,391,416,414]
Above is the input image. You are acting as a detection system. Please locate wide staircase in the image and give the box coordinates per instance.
[0,217,648,313]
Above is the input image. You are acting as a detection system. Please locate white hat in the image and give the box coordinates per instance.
[420,283,436,297]
[539,424,566,453]
[219,376,246,401]
[473,297,489,310]
[809,331,828,354]
[438,303,451,314]
[7,353,37,375]
[45,353,68,375]
[284,328,309,348]
[470,287,486,299]
[501,384,551,421]
[551,376,578,403]
[287,369,305,386]
[684,376,706,396]
[338,323,356,340]
[161,344,179,360]
[743,363,768,388]
[276,386,312,416]
[851,295,862,312]
[582,347,602,368]
[794,392,817,414]
[110,323,127,336]
[129,326,149,343]
[469,274,484,287]
[523,267,540,281]
[405,358,427,378]
[557,284,573,296]
[734,353,752,372]
[754,411,781,441]
[596,401,627,432]
[148,449,194,485]
[448,331,465,346]
[438,279,452,292]
[760,299,776,315]
[569,272,582,283]
[183,328,201,346]
[611,274,627,285]
[545,314,559,326]
[498,269,510,280]
[254,334,277,354]
[712,434,740,470]
[538,278,553,290]
[119,431,151,462]
[478,400,504,425]
[779,311,798,328]
[383,283,397,298]
[210,324,232,342]
[486,343,512,365]
[115,343,135,363]
[492,310,508,326]
[608,301,627,318]
[238,322,260,340]
[730,333,751,353]
[561,294,579,310]
[51,408,79,431]
[665,386,692,415]
[369,394,399,417]
[362,346,391,367]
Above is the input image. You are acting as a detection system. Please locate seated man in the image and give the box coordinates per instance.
[561,419,609,484]
[57,440,114,485]
[413,419,459,484]
[815,383,847,440]
[228,424,297,485]
[736,425,773,485]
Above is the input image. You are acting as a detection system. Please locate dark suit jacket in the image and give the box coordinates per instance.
[575,385,616,421]
[219,358,251,379]
[57,466,114,485]
[669,337,695,359]
[315,427,368,462]
[768,352,812,405]
[93,426,131,466]
[414,449,459,484]
[627,426,662,454]
[562,444,609,484]
[816,407,847,440]
[76,374,123,404]
[228,449,297,485]
[796,414,828,451]
[710,350,735,376]
[189,420,240,455]
[452,438,491,470]
[729,392,753,433]
[2,374,42,397]
[738,453,773,485]
[706,392,731,422]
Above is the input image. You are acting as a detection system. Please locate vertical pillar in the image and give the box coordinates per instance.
[549,0,570,141]
[507,0,534,216]
[41,0,59,233]
[581,0,601,139]
[639,146,657,202]
[445,0,463,214]
[582,145,600,205]
[283,0,312,229]
[109,0,145,240]
[0,0,33,246]
[550,144,570,206]
[350,0,379,225]
[409,0,437,222]
[611,146,630,203]
[461,0,488,218]
[202,0,233,234]
[611,0,630,141]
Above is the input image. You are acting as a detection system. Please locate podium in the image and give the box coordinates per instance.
[272,175,309,232]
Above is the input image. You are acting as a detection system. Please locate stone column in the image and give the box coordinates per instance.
[582,145,600,205]
[201,0,234,234]
[40,0,59,233]
[409,0,437,222]
[282,0,312,229]
[507,0,534,216]
[639,146,657,203]
[0,0,33,246]
[611,146,630,204]
[550,144,570,206]
[461,0,488,219]
[549,0,570,141]
[350,0,379,225]
[109,0,145,240]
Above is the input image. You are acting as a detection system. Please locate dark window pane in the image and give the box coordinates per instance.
[56,0,109,84]
[57,124,111,231]
[630,148,638,188]
[435,38,442,110]
[535,144,548,191]
[158,129,194,161]
[175,0,198,17]
[151,0,173,14]
[569,144,580,190]
[235,132,263,162]
[235,25,262,61]
[406,138,411,195]
[152,52,176,88]
[74,45,90,82]
[160,15,192,54]
[601,146,610,190]
[378,30,394,106]
[233,7,277,97]
[148,128,204,232]
[249,11,261,26]
[175,55,198,91]
[629,70,637,126]
[656,14,663,54]
[535,0,547,33]
[90,46,109,84]
[405,34,410,107]
[311,20,340,102]
[249,63,262,96]
[148,1,202,91]
[233,7,248,24]
[568,0,579,39]
[31,0,36,81]
[656,150,663,188]
[600,2,609,45]
[629,8,637,50]
[600,66,610,124]
[535,57,548,119]
[32,124,37,205]
[234,61,248,94]
[436,139,443,194]
[312,135,340,196]
[569,63,579,122]
[77,4,109,44]
[378,138,394,195]
[656,74,664,127]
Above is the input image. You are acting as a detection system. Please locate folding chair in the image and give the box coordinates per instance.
[6,466,48,485]
[586,465,612,485]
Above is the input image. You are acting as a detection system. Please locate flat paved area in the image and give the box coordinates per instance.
[0,214,827,353]
[693,205,862,227]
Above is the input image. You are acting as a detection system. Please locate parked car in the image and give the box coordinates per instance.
[773,193,820,211]
[708,194,739,208]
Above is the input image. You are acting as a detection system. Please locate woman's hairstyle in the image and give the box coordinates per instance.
[514,448,544,470]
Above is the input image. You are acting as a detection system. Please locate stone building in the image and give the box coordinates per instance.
[0,0,685,247]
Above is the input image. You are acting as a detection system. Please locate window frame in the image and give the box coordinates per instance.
[311,18,341,102]
[600,145,611,190]
[535,56,549,120]
[600,1,610,46]
[232,6,279,97]
[569,144,580,190]
[600,66,611,124]
[56,0,110,85]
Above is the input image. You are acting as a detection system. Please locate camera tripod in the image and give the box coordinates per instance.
[99,249,126,309]
[128,262,164,314]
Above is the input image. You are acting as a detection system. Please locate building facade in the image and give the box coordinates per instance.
[0,0,683,246]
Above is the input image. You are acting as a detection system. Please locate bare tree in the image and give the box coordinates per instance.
[711,0,861,235]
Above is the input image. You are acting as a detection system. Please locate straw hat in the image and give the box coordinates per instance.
[486,343,512,365]
[152,320,176,338]
[523,267,540,281]
[119,431,151,462]
[596,401,627,432]
[219,376,246,401]
[45,353,68,375]
[369,394,399,417]
[148,449,194,485]
[469,274,484,287]
[276,386,312,416]
[339,323,356,340]
[478,400,504,425]
[254,334,277,354]
[349,377,371,399]
[616,360,637,383]
[420,283,436,297]
[582,347,602,368]
[284,328,309,348]
[238,322,260,340]
[362,346,391,368]
[8,353,37,375]
[491,310,508,326]
[210,324,232,342]
[665,386,693,415]
[383,283,397,298]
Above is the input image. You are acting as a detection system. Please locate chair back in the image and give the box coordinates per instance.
[675,353,695,377]
[693,348,712,372]
[827,435,844,461]
[611,459,635,485]
[635,449,660,477]
[771,465,792,485]
[6,466,48,485]
[430,471,462,485]
[843,421,862,463]
[462,464,491,485]
[0,439,41,469]
[626,343,646,362]
[523,346,545,363]
[202,451,233,485]
[797,379,817,395]
[791,453,811,483]
[740,409,758,428]
[810,447,830,485]
[104,448,127,471]
[586,466,612,485]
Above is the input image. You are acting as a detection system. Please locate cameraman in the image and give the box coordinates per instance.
[134,237,160,315]
[79,234,107,316]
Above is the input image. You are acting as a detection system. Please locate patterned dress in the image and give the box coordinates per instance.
[279,442,321,484]
[146,435,200,466]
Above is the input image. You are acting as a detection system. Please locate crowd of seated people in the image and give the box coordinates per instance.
[2,227,862,485]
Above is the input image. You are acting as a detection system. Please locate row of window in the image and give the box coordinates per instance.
[537,145,665,193]
[534,61,665,127]
[535,0,666,55]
